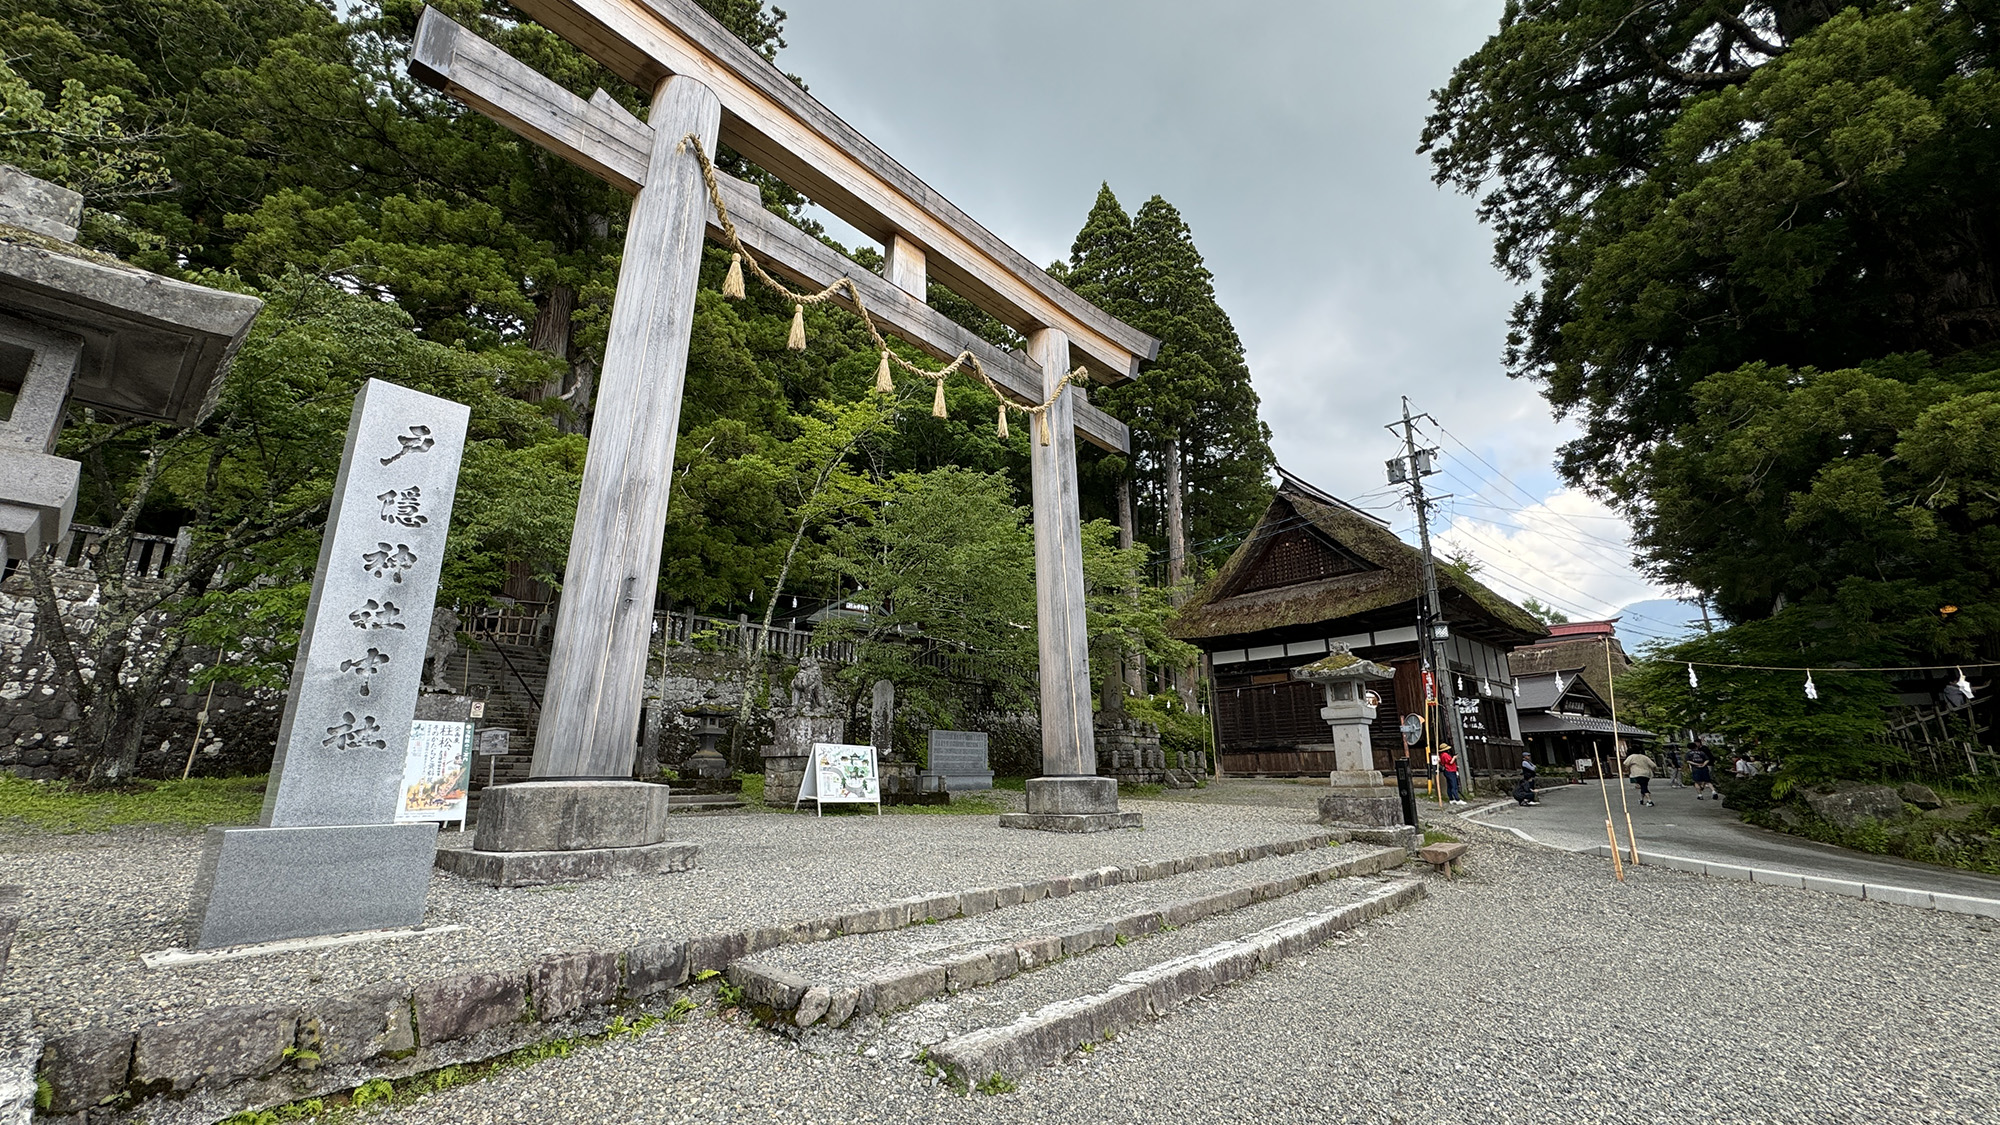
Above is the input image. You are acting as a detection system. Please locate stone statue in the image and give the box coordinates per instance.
[424,607,460,692]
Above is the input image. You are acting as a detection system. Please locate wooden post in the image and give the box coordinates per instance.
[884,233,926,299]
[1027,327,1096,777]
[531,74,721,779]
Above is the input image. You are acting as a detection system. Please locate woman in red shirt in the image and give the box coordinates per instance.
[1440,745,1462,805]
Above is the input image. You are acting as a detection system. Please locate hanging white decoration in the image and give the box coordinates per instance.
[1687,663,1699,690]
[1954,667,1976,703]
[1803,671,1818,701]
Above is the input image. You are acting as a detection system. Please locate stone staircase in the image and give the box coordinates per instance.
[727,841,1422,1086]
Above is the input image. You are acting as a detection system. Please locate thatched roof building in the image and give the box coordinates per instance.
[1174,470,1546,777]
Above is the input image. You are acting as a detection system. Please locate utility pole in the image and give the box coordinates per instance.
[1387,397,1472,798]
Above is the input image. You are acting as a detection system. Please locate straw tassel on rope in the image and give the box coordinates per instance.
[996,403,1009,439]
[787,304,806,350]
[874,351,895,394]
[722,253,746,299]
[931,377,948,418]
[1036,408,1052,446]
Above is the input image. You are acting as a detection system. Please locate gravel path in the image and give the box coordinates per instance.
[358,817,2000,1125]
[0,796,1333,1033]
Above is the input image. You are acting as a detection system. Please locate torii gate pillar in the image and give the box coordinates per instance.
[1000,328,1141,832]
[438,74,719,885]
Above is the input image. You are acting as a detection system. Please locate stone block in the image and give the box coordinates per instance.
[1316,792,1404,829]
[472,780,671,852]
[1111,911,1162,939]
[37,1028,132,1115]
[733,965,806,1011]
[960,887,999,917]
[984,946,1019,983]
[997,811,1143,833]
[185,822,439,949]
[1798,875,1865,899]
[0,164,83,240]
[1929,892,2000,919]
[434,840,697,888]
[993,883,1025,909]
[1897,783,1944,810]
[1024,776,1119,815]
[838,901,908,935]
[1863,884,1932,909]
[824,986,859,1029]
[686,930,752,977]
[1748,868,1805,889]
[943,950,998,991]
[1804,785,1907,830]
[871,964,945,1013]
[744,925,790,954]
[412,972,527,1045]
[1014,935,1063,970]
[622,939,688,999]
[1060,924,1110,958]
[1044,875,1076,898]
[531,950,620,1020]
[1702,863,1754,882]
[911,893,961,922]
[131,1005,295,1096]
[1018,880,1048,904]
[794,986,832,1027]
[294,985,412,1069]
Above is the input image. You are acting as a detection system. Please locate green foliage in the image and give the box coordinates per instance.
[975,1073,1019,1095]
[0,774,264,833]
[349,1078,394,1107]
[1123,692,1212,761]
[1520,598,1570,626]
[1422,829,1461,845]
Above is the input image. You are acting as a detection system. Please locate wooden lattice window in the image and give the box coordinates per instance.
[1237,528,1368,593]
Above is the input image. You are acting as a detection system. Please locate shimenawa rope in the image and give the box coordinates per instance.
[678,134,1078,445]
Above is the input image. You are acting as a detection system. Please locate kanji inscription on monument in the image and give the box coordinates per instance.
[186,378,470,949]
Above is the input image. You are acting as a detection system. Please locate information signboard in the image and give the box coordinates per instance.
[795,742,881,816]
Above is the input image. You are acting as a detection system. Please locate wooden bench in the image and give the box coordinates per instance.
[1419,841,1469,879]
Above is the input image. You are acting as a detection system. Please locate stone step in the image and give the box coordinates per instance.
[728,842,1407,1029]
[668,795,747,813]
[926,876,1425,1086]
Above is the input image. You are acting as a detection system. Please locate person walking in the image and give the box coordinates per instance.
[1664,744,1685,788]
[1687,743,1717,799]
[1624,748,1658,807]
[1440,744,1463,805]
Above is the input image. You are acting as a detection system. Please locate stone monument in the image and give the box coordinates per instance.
[923,730,994,792]
[0,165,261,573]
[1293,645,1413,846]
[762,656,843,803]
[185,379,468,948]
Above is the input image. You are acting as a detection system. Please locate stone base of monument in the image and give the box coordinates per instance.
[185,822,439,950]
[1328,769,1385,787]
[1316,789,1405,829]
[998,776,1142,833]
[436,780,698,888]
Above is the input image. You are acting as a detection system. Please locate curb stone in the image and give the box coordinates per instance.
[1590,846,2000,918]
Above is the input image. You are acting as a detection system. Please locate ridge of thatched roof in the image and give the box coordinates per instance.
[1509,636,1632,702]
[1171,478,1546,644]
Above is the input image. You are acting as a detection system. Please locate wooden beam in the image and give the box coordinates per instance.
[883,234,926,301]
[407,9,1128,453]
[500,0,1162,383]
[411,13,650,193]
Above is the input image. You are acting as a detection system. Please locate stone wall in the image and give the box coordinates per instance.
[0,565,283,780]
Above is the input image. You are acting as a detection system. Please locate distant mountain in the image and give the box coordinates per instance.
[1611,598,1709,647]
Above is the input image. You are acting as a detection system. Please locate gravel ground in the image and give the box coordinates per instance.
[359,815,2000,1125]
[741,839,1386,981]
[0,796,1334,1033]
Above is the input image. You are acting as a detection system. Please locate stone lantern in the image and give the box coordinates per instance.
[0,166,261,570]
[1292,644,1395,789]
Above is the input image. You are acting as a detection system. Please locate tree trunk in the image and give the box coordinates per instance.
[529,283,594,435]
[1115,474,1144,695]
[1163,435,1193,702]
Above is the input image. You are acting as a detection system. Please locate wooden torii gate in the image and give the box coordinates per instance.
[410,0,1159,862]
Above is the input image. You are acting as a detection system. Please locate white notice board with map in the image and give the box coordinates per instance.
[795,742,882,816]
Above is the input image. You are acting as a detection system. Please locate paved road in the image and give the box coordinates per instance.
[1463,776,2000,899]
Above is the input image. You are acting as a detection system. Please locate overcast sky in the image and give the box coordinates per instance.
[777,0,1699,643]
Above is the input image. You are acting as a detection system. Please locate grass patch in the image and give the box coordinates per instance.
[0,774,266,833]
[736,772,766,806]
[1119,783,1165,798]
[990,776,1028,791]
[885,793,1006,816]
[1422,830,1460,845]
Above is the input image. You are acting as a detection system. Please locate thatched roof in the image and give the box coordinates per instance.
[1171,474,1546,646]
[1509,636,1632,703]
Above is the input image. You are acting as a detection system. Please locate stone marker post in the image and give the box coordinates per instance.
[185,379,468,949]
[1000,328,1139,833]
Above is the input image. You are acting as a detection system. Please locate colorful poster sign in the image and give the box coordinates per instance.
[395,719,473,824]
